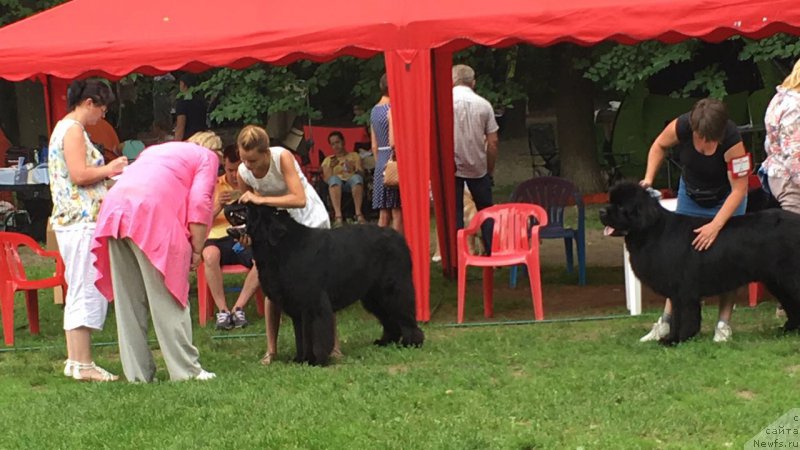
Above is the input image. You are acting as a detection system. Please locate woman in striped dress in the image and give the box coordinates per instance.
[370,74,403,234]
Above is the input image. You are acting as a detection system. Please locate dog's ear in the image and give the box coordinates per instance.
[245,204,269,244]
[246,204,288,246]
[266,211,288,246]
[626,187,662,230]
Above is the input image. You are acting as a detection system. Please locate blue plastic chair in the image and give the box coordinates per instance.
[509,176,586,286]
[121,140,146,161]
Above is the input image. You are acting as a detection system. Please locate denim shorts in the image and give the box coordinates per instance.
[328,174,364,192]
[676,177,747,218]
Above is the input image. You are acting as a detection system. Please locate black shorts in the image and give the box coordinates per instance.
[204,237,254,268]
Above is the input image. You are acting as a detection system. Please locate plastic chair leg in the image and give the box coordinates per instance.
[24,290,39,335]
[197,265,210,326]
[509,265,518,289]
[576,233,587,286]
[457,263,468,324]
[527,256,544,321]
[564,237,574,273]
[509,264,530,289]
[482,267,494,319]
[2,284,15,346]
[748,282,763,307]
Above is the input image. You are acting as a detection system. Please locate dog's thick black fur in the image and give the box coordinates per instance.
[246,204,424,365]
[599,182,800,344]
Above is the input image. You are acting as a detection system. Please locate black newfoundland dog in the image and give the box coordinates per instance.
[599,182,800,344]
[244,204,424,365]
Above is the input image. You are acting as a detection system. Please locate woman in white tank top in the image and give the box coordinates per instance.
[237,127,328,228]
[235,125,336,365]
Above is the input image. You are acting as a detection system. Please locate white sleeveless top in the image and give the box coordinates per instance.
[238,146,330,229]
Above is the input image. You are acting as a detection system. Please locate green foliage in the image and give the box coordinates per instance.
[586,35,800,100]
[0,0,65,27]
[192,56,390,127]
[195,65,322,126]
[345,56,387,125]
[454,46,530,111]
[583,41,697,94]
[739,34,800,64]
[671,64,728,99]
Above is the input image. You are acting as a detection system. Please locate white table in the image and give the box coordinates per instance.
[624,198,677,315]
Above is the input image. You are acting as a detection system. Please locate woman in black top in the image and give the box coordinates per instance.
[639,98,748,343]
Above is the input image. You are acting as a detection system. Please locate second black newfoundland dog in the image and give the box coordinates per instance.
[245,204,424,365]
[600,182,800,344]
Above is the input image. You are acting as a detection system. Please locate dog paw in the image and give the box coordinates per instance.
[373,338,391,347]
[658,336,679,347]
[782,321,800,333]
[400,330,425,347]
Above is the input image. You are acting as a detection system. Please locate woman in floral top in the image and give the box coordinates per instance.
[763,59,800,213]
[760,59,800,319]
[49,79,127,382]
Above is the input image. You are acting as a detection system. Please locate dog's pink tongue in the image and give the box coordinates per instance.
[603,226,615,236]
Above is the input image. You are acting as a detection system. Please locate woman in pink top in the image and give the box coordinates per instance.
[91,141,218,382]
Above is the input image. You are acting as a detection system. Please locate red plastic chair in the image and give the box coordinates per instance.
[0,232,67,346]
[196,263,265,326]
[749,282,765,307]
[457,203,548,323]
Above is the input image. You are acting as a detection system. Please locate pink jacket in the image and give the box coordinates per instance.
[91,142,218,307]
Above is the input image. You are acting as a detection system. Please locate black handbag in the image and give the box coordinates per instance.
[685,184,730,208]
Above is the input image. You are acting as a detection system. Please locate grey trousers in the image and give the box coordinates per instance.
[108,238,202,382]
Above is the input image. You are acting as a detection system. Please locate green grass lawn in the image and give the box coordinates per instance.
[1,261,798,449]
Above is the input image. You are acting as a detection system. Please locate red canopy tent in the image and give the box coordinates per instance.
[0,0,798,321]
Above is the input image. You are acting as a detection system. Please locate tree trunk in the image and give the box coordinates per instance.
[14,81,48,148]
[553,44,606,193]
[0,80,19,144]
[500,99,527,139]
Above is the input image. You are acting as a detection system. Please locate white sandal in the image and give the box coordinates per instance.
[259,353,277,366]
[72,362,118,382]
[63,359,75,377]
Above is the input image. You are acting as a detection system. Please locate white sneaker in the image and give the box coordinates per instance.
[713,322,732,343]
[194,369,216,381]
[640,317,670,342]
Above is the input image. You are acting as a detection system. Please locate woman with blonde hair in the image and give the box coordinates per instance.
[762,59,800,212]
[234,125,339,364]
[91,138,219,383]
[186,131,223,157]
[760,59,800,318]
[50,79,128,382]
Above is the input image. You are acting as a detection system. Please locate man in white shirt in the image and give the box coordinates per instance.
[452,64,499,252]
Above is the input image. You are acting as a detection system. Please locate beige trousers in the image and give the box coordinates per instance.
[108,238,202,382]
[768,175,800,215]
